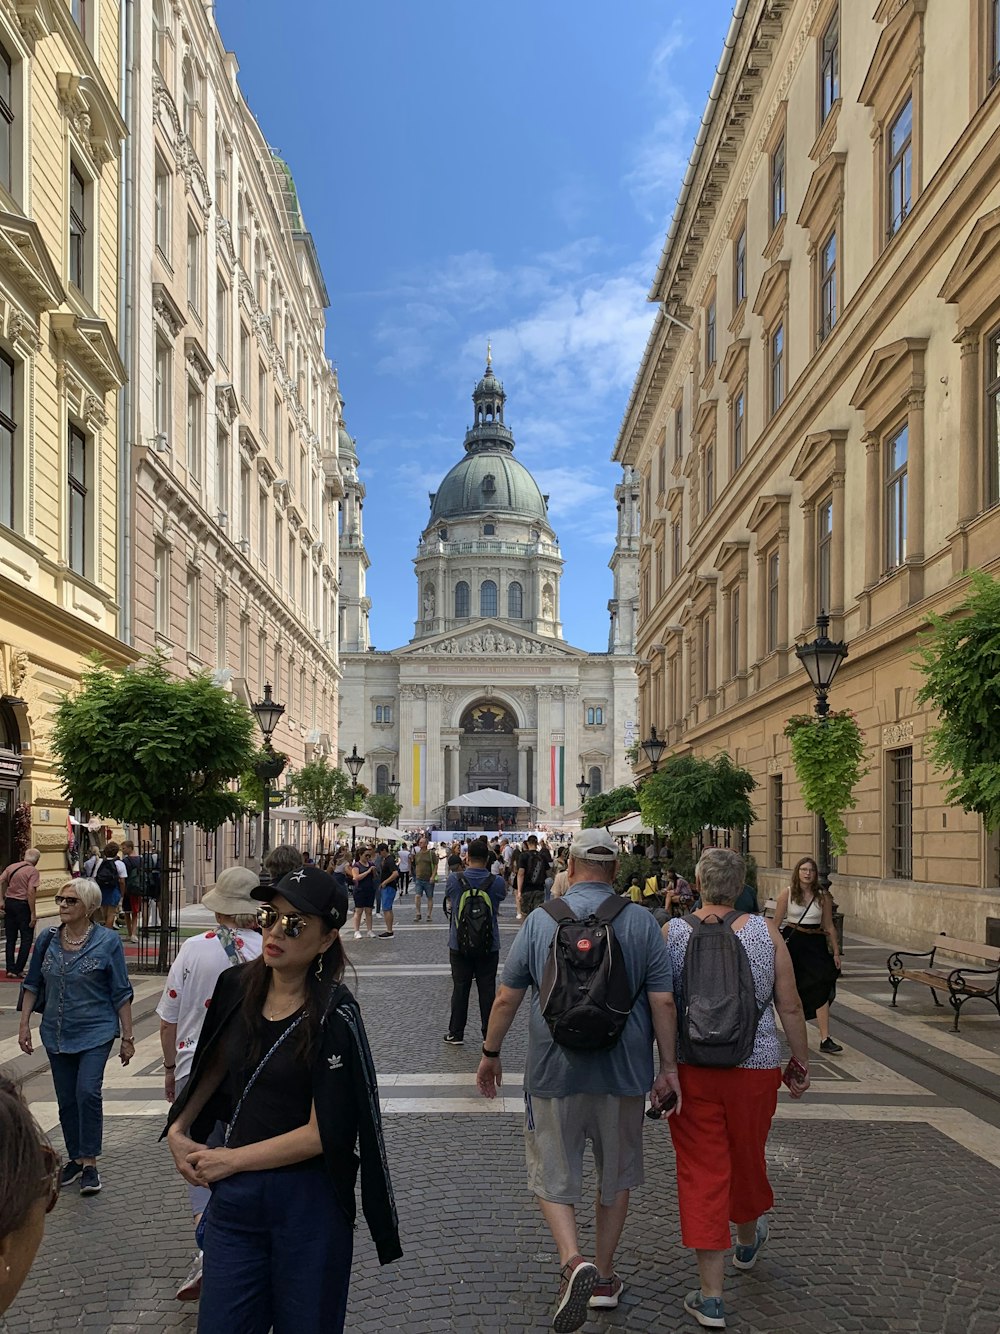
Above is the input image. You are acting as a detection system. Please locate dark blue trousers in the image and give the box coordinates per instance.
[197,1167,354,1334]
[47,1040,114,1161]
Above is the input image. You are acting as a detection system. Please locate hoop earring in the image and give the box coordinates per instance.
[315,953,324,982]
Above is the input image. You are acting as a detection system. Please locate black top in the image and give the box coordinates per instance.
[380,855,398,886]
[518,848,551,888]
[224,1007,323,1169]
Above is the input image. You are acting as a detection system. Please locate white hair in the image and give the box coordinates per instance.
[67,877,103,919]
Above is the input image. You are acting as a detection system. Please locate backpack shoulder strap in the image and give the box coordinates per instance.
[456,873,472,893]
[594,894,630,924]
[541,899,575,924]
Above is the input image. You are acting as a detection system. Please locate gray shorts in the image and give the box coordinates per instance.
[524,1092,645,1206]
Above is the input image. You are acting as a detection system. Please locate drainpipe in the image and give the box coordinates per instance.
[118,0,135,649]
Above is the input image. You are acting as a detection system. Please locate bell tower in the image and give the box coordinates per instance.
[338,421,370,653]
[608,465,639,654]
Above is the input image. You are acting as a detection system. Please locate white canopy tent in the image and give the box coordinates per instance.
[448,788,533,809]
[336,810,379,828]
[605,812,653,838]
[375,826,407,841]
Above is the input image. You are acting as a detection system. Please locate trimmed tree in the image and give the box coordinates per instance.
[51,654,257,970]
[291,758,352,860]
[916,571,1000,870]
[364,791,400,831]
[581,785,641,829]
[639,752,756,854]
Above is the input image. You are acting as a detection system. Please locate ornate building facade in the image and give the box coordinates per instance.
[0,1,131,890]
[339,357,639,827]
[125,0,344,882]
[616,0,1000,944]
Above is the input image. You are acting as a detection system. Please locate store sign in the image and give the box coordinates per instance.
[0,749,22,785]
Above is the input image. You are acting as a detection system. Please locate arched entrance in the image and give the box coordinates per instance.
[0,700,24,870]
[458,699,518,797]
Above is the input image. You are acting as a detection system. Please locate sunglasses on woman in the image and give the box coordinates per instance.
[54,895,80,906]
[257,906,310,938]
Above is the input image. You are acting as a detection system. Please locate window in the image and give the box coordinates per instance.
[240,615,250,677]
[483,522,495,536]
[216,276,229,367]
[152,0,168,71]
[887,97,912,238]
[885,423,908,571]
[273,396,281,454]
[705,298,717,369]
[274,516,283,585]
[258,491,268,567]
[69,164,86,291]
[771,774,784,868]
[154,162,170,257]
[674,405,683,462]
[819,230,837,343]
[186,383,203,483]
[993,0,1000,88]
[154,340,171,439]
[480,579,498,618]
[216,590,227,667]
[273,645,281,698]
[257,628,267,688]
[0,42,15,195]
[455,580,470,618]
[704,443,715,514]
[770,136,786,230]
[734,226,746,307]
[71,0,86,38]
[729,586,740,679]
[154,540,169,635]
[817,496,833,614]
[68,423,87,575]
[240,463,251,541]
[0,349,15,529]
[588,767,603,797]
[769,322,785,416]
[766,548,780,652]
[671,518,681,578]
[701,615,712,697]
[732,388,746,470]
[507,581,523,618]
[375,764,389,796]
[820,6,840,123]
[186,218,200,312]
[186,569,199,653]
[586,706,604,726]
[987,327,1000,508]
[258,364,267,432]
[182,59,197,144]
[236,326,250,405]
[374,703,393,725]
[889,746,913,878]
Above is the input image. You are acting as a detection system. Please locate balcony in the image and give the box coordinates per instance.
[416,537,561,560]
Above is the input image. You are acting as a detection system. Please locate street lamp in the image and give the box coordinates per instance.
[344,744,365,850]
[796,613,849,912]
[576,773,591,804]
[251,684,286,872]
[640,727,667,860]
[388,773,401,829]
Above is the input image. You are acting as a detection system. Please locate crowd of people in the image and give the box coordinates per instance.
[3,823,846,1332]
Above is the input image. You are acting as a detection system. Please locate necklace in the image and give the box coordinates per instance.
[63,924,93,946]
[266,993,306,1022]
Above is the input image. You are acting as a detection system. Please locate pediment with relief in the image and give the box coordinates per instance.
[398,620,586,659]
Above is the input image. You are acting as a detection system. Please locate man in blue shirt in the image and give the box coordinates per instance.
[442,839,507,1047]
[477,828,681,1332]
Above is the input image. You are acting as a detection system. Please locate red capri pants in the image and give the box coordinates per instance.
[668,1064,781,1251]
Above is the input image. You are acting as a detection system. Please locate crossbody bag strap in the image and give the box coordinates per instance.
[789,894,817,931]
[224,1012,306,1148]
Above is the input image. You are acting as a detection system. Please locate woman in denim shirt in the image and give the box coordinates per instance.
[18,877,134,1199]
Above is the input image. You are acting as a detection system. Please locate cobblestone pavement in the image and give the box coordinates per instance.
[4,904,1000,1332]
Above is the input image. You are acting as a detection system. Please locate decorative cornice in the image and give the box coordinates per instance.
[152,282,186,339]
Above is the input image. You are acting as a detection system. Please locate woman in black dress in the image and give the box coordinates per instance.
[773,857,843,1054]
[350,847,377,940]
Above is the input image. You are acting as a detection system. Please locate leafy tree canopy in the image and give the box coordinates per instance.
[639,752,756,845]
[292,758,352,828]
[364,791,400,828]
[916,571,1000,831]
[581,785,640,829]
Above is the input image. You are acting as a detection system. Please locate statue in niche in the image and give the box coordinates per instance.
[542,586,554,619]
[423,585,436,618]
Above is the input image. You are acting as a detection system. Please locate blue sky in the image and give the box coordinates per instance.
[215,1,735,651]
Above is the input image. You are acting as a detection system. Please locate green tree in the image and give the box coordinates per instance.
[52,653,257,970]
[639,753,756,851]
[364,791,400,830]
[580,785,640,828]
[916,571,1000,855]
[291,758,352,859]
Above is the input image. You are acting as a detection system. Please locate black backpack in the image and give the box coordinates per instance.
[455,874,496,957]
[677,911,766,1068]
[538,896,635,1050]
[94,858,120,895]
[525,852,548,890]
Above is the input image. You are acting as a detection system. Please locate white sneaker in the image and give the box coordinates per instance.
[366,930,374,938]
[353,930,362,940]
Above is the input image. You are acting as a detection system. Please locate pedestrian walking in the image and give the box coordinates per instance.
[376,843,399,938]
[0,849,40,978]
[442,838,506,1046]
[516,834,551,918]
[83,842,127,929]
[0,1075,60,1319]
[662,848,810,1329]
[119,840,142,943]
[350,847,377,939]
[411,837,436,922]
[772,856,843,1054]
[477,828,681,1331]
[262,844,303,882]
[397,843,411,895]
[165,867,401,1334]
[156,867,264,1302]
[17,878,135,1198]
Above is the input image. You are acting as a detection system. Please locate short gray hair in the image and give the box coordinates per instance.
[68,878,103,919]
[263,844,303,879]
[696,849,746,905]
[568,855,616,885]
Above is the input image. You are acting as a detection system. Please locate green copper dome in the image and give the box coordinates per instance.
[429,449,549,522]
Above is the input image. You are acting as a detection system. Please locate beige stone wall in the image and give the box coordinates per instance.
[616,0,1000,930]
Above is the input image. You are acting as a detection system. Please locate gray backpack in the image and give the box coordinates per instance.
[678,911,766,1067]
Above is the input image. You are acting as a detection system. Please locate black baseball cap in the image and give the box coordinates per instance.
[253,866,349,929]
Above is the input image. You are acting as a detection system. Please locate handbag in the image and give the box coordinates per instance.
[781,894,818,942]
[16,927,58,1015]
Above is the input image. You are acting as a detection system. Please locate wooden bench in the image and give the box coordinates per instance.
[887,934,1000,1031]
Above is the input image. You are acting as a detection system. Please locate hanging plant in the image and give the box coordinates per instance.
[784,710,869,857]
[13,802,32,860]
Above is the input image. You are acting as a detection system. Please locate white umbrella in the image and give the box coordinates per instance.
[375,825,407,841]
[448,788,533,808]
[336,810,379,829]
[605,812,652,837]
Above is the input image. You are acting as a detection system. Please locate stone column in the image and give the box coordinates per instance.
[517,744,529,800]
[425,686,443,816]
[957,330,980,526]
[800,501,816,629]
[562,686,580,805]
[863,432,881,588]
[449,743,460,802]
[398,686,415,820]
[535,687,553,817]
[831,476,845,616]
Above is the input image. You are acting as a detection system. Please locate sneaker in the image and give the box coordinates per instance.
[175,1251,203,1301]
[59,1159,84,1188]
[820,1037,844,1054]
[414,916,422,923]
[79,1166,102,1196]
[683,1290,726,1328]
[443,1033,464,1046]
[377,931,395,938]
[589,1274,623,1308]
[353,930,362,940]
[733,1217,769,1271]
[553,1257,598,1332]
[365,930,375,939]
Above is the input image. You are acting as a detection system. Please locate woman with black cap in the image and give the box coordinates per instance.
[165,867,401,1333]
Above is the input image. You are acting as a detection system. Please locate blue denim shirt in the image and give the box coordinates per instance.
[23,924,133,1054]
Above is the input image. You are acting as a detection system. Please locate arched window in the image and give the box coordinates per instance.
[507,581,523,618]
[589,766,603,797]
[375,763,389,795]
[455,581,470,618]
[480,580,497,617]
[182,60,197,143]
[152,0,168,70]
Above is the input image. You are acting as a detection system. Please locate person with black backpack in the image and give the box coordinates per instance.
[661,848,810,1330]
[442,839,507,1047]
[476,828,681,1332]
[516,834,551,918]
[83,842,127,929]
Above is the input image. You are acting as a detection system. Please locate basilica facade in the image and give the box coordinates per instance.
[338,357,639,828]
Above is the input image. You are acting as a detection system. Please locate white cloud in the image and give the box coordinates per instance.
[624,21,697,220]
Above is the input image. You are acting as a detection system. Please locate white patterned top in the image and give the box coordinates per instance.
[666,913,781,1070]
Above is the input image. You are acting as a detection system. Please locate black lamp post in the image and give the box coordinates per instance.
[388,773,401,830]
[640,727,668,860]
[251,683,286,874]
[576,773,591,805]
[345,744,365,850]
[795,613,849,901]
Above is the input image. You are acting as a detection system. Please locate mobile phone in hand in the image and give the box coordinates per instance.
[645,1090,679,1119]
[781,1057,808,1090]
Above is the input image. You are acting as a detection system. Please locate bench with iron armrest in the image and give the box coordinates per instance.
[887,934,1000,1031]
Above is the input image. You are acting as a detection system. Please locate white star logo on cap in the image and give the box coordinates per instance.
[288,869,307,882]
